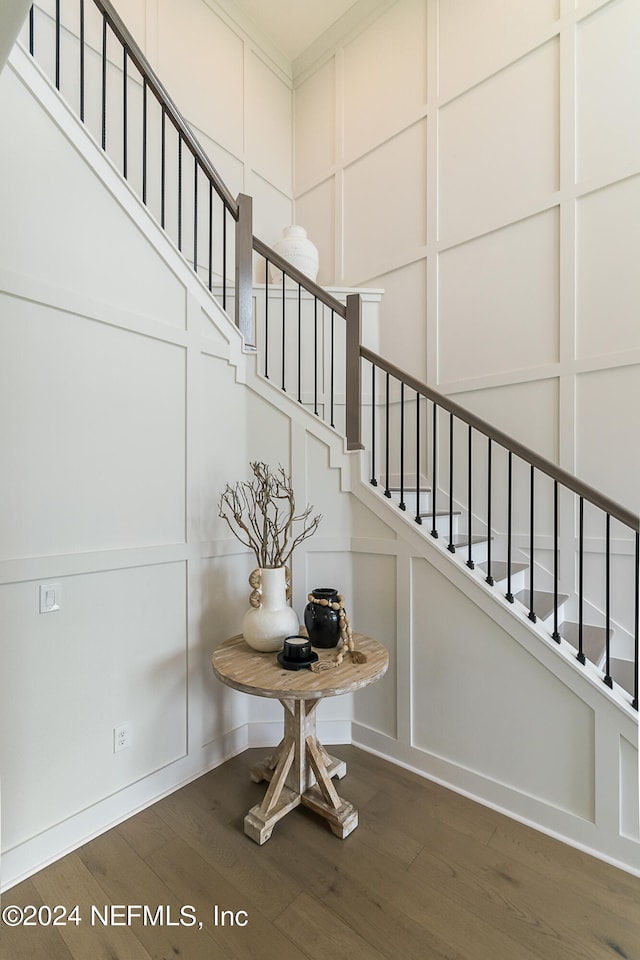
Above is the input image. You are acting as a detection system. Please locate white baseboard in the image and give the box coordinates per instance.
[352,722,640,879]
[0,726,248,893]
[0,717,353,892]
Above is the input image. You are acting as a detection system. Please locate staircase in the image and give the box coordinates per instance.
[380,470,635,701]
[22,0,639,715]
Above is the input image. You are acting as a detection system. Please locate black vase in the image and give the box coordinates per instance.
[304,587,342,648]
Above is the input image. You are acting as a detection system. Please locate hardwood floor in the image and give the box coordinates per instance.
[2,746,639,960]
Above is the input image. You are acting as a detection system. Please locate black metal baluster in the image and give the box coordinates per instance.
[384,372,391,498]
[222,206,227,311]
[466,425,474,569]
[552,480,560,642]
[577,497,585,664]
[208,181,213,291]
[506,451,514,602]
[142,78,147,204]
[486,439,494,585]
[79,0,84,122]
[431,403,438,538]
[160,106,166,228]
[330,310,335,428]
[55,0,60,90]
[177,136,182,251]
[370,364,377,486]
[193,156,198,275]
[415,392,422,524]
[29,4,34,55]
[634,531,639,710]
[264,259,269,378]
[528,465,536,621]
[297,284,302,403]
[447,413,455,553]
[604,513,612,688]
[122,47,128,179]
[313,298,318,416]
[101,14,107,150]
[281,270,286,391]
[399,382,406,511]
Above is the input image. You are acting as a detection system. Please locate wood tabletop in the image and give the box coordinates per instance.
[212,633,388,700]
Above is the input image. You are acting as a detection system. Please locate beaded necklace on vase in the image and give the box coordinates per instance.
[305,591,367,671]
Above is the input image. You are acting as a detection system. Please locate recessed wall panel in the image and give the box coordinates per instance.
[200,354,249,543]
[438,210,559,383]
[344,121,427,283]
[620,736,639,841]
[0,69,186,329]
[449,379,559,465]
[369,260,427,382]
[295,178,335,286]
[111,0,146,50]
[343,0,427,160]
[439,41,559,243]
[248,171,293,250]
[157,0,244,157]
[295,58,335,193]
[438,0,559,100]
[576,176,640,359]
[247,53,292,196]
[194,126,245,200]
[201,553,252,747]
[0,563,187,849]
[576,365,640,513]
[0,300,186,559]
[352,553,397,739]
[576,0,640,184]
[411,558,595,820]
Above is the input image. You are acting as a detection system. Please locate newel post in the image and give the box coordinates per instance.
[235,193,254,346]
[345,293,363,451]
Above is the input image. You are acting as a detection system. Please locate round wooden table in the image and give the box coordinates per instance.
[212,633,388,844]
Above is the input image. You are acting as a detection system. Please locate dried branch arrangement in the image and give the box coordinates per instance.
[218,461,322,568]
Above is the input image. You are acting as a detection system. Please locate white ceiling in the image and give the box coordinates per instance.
[228,0,362,61]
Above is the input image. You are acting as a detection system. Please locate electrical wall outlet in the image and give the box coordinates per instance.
[113,723,131,753]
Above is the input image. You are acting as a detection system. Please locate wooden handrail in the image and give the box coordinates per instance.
[93,0,239,216]
[360,346,640,532]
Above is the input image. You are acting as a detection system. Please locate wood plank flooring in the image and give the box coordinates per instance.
[2,746,639,960]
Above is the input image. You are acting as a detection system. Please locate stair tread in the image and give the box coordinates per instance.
[559,621,611,665]
[451,534,492,547]
[387,485,432,495]
[515,589,569,621]
[478,561,529,581]
[417,509,462,518]
[610,657,635,697]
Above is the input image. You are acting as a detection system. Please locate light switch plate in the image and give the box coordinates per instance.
[39,582,61,613]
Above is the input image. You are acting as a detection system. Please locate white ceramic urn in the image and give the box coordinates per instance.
[271,225,319,284]
[242,566,300,652]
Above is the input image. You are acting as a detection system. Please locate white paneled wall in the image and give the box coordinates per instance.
[293,0,640,508]
[437,211,560,385]
[0,46,351,890]
[4,0,639,889]
[438,39,559,243]
[576,0,640,185]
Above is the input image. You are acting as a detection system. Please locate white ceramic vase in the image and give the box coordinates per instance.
[242,566,300,653]
[271,225,319,284]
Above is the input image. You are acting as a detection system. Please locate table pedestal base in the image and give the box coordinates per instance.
[244,697,358,844]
